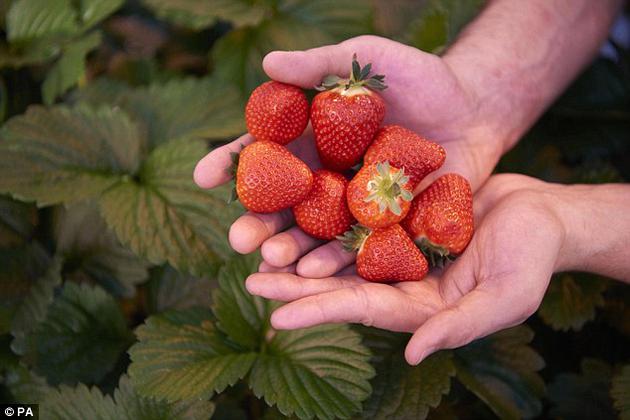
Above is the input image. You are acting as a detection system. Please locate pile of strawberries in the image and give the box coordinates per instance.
[235,55,474,282]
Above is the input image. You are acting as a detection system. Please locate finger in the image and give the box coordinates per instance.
[258,261,297,274]
[404,288,505,365]
[270,283,429,332]
[263,44,356,88]
[246,272,364,302]
[229,210,293,254]
[261,227,324,268]
[193,134,253,189]
[336,264,357,276]
[296,240,356,278]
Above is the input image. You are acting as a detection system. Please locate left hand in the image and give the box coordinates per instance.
[246,174,572,364]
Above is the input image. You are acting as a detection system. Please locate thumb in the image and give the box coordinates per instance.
[262,43,357,88]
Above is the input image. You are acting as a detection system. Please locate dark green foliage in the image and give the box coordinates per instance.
[0,1,628,419]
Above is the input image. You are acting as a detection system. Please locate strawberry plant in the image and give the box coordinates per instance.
[1,1,629,419]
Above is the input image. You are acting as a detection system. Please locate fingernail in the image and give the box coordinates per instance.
[245,275,260,294]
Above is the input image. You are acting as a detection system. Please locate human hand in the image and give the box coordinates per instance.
[245,173,577,364]
[194,35,504,276]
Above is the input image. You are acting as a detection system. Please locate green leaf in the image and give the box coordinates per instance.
[612,365,630,420]
[146,265,214,313]
[0,195,38,246]
[359,327,455,419]
[141,0,266,30]
[41,375,215,420]
[42,31,101,105]
[249,324,374,420]
[10,256,62,354]
[6,0,79,45]
[100,137,241,275]
[548,358,615,420]
[212,0,372,94]
[128,308,257,401]
[454,325,545,420]
[406,0,483,53]
[79,0,124,28]
[24,282,133,385]
[0,243,50,334]
[538,273,607,332]
[2,364,51,404]
[54,203,149,298]
[75,76,246,147]
[0,105,143,206]
[212,253,277,349]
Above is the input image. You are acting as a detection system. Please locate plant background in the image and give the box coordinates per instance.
[0,0,629,419]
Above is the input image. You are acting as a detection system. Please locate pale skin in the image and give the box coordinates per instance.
[194,0,629,364]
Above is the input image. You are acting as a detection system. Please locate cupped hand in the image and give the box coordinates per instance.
[194,35,504,277]
[246,174,574,364]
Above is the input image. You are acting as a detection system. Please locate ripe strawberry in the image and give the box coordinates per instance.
[311,54,386,171]
[364,125,446,185]
[293,170,355,240]
[339,224,428,282]
[346,161,414,229]
[401,173,474,267]
[245,81,309,145]
[235,141,313,213]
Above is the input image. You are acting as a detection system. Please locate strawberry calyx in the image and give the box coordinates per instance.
[226,145,245,204]
[415,236,457,268]
[364,161,413,216]
[316,53,387,93]
[337,224,371,253]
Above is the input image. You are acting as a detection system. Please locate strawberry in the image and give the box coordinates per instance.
[401,173,474,267]
[235,141,313,213]
[364,125,446,185]
[346,161,414,229]
[293,170,355,240]
[245,81,309,145]
[311,54,386,171]
[339,224,428,282]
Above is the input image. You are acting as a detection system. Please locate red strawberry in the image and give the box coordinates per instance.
[311,54,386,171]
[364,125,446,185]
[236,141,313,213]
[402,173,474,267]
[346,161,414,229]
[339,224,428,282]
[293,170,355,240]
[245,81,309,145]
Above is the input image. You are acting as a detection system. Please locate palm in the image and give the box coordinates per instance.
[194,36,497,278]
[246,174,564,364]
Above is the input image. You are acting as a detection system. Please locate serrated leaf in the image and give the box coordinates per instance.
[538,273,607,331]
[548,358,615,420]
[128,308,257,401]
[75,76,246,147]
[359,327,454,420]
[54,203,149,297]
[612,365,630,420]
[24,282,133,385]
[10,256,61,354]
[249,324,374,420]
[0,105,143,206]
[141,0,266,30]
[0,195,38,246]
[100,137,241,275]
[454,325,545,420]
[146,265,214,313]
[79,0,124,28]
[213,253,278,349]
[40,374,215,420]
[212,0,372,94]
[2,364,51,404]
[42,31,101,105]
[6,0,79,45]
